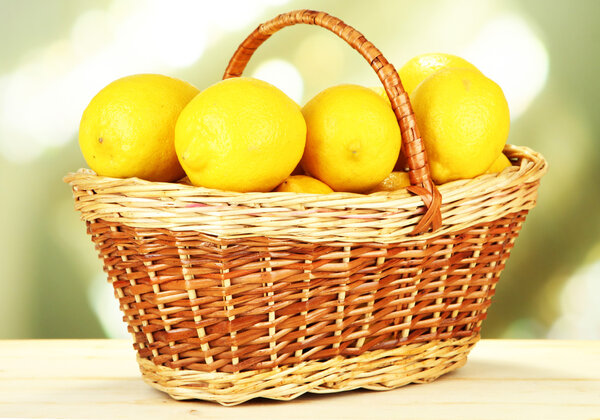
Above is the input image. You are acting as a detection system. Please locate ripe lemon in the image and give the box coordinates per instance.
[175,77,306,192]
[368,87,411,172]
[486,153,512,173]
[369,86,390,103]
[369,171,411,192]
[79,74,199,182]
[275,175,333,194]
[411,68,510,184]
[301,85,401,193]
[399,53,479,95]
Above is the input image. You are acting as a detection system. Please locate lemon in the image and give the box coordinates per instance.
[275,175,333,194]
[368,87,410,172]
[301,84,401,193]
[486,153,512,173]
[175,77,306,192]
[411,68,510,184]
[369,86,390,103]
[369,171,411,192]
[399,53,479,95]
[79,74,199,182]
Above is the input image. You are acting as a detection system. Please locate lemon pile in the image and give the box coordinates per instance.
[78,52,512,194]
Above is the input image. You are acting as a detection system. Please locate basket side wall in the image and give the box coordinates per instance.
[87,210,527,373]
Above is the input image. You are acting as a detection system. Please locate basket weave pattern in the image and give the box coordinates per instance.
[87,211,525,374]
[65,9,547,405]
[66,143,544,405]
[137,335,478,403]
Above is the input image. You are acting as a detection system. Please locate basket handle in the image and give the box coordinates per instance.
[223,9,441,234]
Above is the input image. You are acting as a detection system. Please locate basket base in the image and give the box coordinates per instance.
[137,334,479,406]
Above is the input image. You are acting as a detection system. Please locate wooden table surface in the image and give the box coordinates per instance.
[1,339,598,419]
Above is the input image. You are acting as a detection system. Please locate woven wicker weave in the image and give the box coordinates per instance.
[65,10,547,406]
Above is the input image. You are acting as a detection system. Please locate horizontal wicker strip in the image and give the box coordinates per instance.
[65,145,545,244]
[138,335,478,406]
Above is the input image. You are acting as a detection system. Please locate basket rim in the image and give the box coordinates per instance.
[64,144,546,204]
[64,144,546,243]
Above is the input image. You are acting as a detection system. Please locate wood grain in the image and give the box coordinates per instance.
[0,339,598,419]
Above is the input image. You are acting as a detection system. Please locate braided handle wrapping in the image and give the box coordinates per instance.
[223,10,441,233]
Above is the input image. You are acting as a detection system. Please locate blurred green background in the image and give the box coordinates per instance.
[1,0,599,339]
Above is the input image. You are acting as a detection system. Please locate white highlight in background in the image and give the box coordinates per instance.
[547,260,600,339]
[252,59,304,104]
[87,273,129,339]
[463,13,549,120]
[0,0,291,163]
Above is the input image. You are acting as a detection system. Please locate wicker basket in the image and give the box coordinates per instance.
[65,10,547,406]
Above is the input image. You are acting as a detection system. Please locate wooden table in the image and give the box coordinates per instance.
[1,339,598,419]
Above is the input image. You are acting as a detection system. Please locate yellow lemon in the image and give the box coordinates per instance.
[486,153,512,173]
[368,87,411,172]
[399,53,479,95]
[175,77,306,192]
[369,171,411,192]
[274,175,333,194]
[369,86,391,103]
[411,68,510,184]
[371,53,478,99]
[301,84,401,193]
[79,74,199,182]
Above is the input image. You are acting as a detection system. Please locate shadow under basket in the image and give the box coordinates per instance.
[65,10,547,406]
